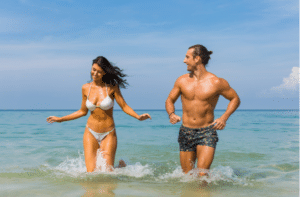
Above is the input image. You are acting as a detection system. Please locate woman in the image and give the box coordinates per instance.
[46,56,151,172]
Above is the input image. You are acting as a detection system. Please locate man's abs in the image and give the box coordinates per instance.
[181,101,215,128]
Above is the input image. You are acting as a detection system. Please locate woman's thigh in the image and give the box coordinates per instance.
[83,128,100,172]
[100,130,117,170]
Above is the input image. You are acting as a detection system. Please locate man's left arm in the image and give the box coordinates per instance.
[212,78,241,130]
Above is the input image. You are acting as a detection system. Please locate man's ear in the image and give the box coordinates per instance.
[194,55,202,64]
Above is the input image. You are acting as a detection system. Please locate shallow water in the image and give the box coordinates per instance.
[0,109,298,196]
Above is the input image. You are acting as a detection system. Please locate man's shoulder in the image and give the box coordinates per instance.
[207,73,220,82]
[176,73,190,82]
[206,73,229,88]
[174,74,190,86]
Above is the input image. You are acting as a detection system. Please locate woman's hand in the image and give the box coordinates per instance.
[138,113,152,121]
[46,116,62,123]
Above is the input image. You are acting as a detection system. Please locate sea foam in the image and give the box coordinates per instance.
[46,151,250,186]
[48,150,153,178]
[158,165,250,186]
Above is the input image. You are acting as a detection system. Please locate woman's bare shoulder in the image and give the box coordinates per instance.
[82,83,91,94]
[82,83,91,89]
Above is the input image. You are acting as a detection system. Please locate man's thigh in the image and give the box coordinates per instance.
[180,151,196,173]
[196,145,215,170]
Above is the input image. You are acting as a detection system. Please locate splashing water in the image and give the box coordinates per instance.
[158,166,250,185]
[112,162,153,178]
[95,149,108,172]
[47,151,250,186]
[53,151,86,177]
[49,150,153,179]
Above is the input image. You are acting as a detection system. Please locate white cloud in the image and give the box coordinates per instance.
[271,67,299,92]
[258,67,299,98]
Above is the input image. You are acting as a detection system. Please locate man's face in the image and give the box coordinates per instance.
[183,48,200,71]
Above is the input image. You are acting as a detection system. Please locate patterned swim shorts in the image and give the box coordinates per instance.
[178,124,218,152]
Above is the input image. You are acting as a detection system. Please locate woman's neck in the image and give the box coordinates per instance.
[92,80,105,87]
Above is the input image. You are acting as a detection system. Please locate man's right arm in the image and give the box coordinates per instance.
[165,78,182,124]
[211,78,240,130]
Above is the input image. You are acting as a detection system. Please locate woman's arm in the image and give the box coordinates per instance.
[46,84,89,123]
[113,86,151,121]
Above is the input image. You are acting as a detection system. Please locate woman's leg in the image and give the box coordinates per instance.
[83,127,100,172]
[99,129,117,171]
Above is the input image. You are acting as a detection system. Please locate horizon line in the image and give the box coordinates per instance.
[0,109,298,111]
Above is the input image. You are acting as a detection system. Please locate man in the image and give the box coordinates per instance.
[165,44,240,175]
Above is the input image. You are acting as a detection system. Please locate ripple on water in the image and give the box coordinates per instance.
[270,163,299,172]
[217,152,268,163]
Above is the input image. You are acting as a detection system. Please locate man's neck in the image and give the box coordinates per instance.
[191,64,207,81]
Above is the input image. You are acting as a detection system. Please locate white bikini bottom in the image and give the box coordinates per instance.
[86,125,115,145]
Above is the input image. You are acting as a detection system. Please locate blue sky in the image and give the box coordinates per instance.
[0,0,298,110]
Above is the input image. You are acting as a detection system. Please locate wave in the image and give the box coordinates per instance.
[157,166,250,186]
[32,151,251,186]
[2,151,297,187]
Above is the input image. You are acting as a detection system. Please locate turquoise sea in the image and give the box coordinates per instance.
[0,109,299,197]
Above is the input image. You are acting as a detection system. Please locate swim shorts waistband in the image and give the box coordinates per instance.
[181,124,214,131]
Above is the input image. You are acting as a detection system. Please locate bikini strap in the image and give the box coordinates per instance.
[87,83,92,99]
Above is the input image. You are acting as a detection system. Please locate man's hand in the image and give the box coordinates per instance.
[211,118,226,130]
[169,113,181,124]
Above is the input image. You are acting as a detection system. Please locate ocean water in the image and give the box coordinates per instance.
[0,109,298,197]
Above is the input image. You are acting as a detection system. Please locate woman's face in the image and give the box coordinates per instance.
[91,63,106,81]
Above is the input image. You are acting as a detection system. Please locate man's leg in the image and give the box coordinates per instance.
[180,151,196,173]
[196,145,215,176]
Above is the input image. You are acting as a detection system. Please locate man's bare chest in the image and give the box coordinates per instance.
[181,82,218,101]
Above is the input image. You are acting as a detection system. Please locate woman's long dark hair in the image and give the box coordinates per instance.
[92,56,128,88]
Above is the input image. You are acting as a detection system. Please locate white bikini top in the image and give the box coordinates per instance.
[86,83,114,111]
